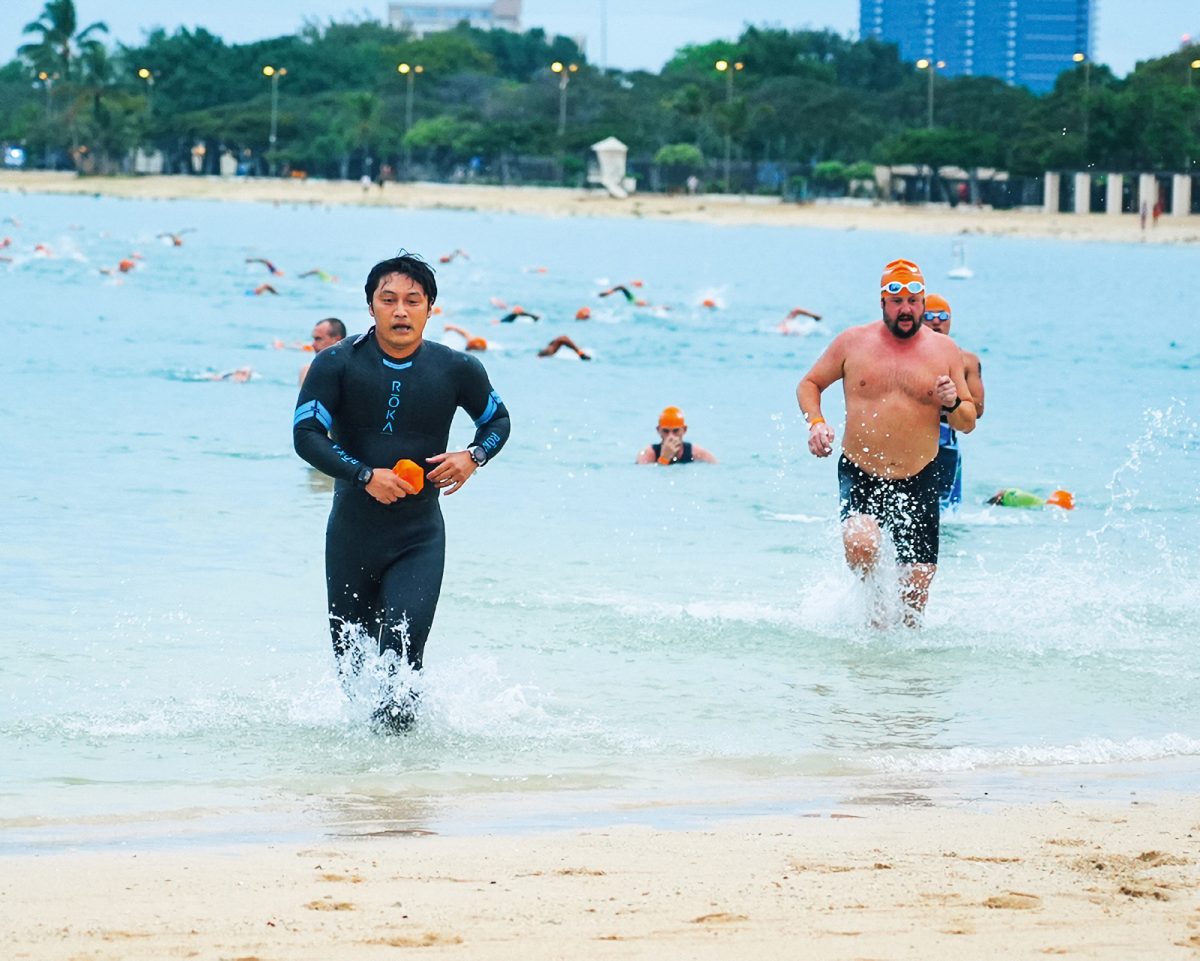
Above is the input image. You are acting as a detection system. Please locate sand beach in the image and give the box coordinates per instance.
[4,798,1198,960]
[2,168,1199,244]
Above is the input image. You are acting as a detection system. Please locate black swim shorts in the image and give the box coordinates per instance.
[838,455,940,565]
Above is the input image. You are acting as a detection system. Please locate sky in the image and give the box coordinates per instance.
[2,0,1198,78]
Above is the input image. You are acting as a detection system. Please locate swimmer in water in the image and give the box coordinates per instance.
[778,307,823,335]
[987,488,1074,509]
[206,366,255,383]
[299,268,338,282]
[599,284,636,302]
[636,406,717,465]
[923,293,985,511]
[443,324,488,352]
[250,283,279,296]
[438,249,469,263]
[299,318,348,385]
[497,308,540,323]
[157,229,195,246]
[537,335,590,360]
[246,257,284,276]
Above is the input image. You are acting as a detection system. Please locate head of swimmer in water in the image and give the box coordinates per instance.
[922,294,952,336]
[657,406,688,441]
[364,253,438,359]
[312,317,347,352]
[878,258,925,340]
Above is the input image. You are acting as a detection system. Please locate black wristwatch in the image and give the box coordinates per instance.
[354,465,374,487]
[468,445,487,468]
[941,397,962,414]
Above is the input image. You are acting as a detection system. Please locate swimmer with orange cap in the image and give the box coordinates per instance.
[636,406,717,465]
[923,293,986,510]
[444,324,488,352]
[797,258,976,627]
[537,335,591,360]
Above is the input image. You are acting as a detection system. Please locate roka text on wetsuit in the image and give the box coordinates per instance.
[293,330,510,671]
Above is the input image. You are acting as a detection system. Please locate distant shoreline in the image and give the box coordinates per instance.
[2,170,1198,245]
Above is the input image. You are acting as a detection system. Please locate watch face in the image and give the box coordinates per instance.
[471,446,486,466]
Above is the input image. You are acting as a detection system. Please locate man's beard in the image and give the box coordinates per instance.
[886,312,922,339]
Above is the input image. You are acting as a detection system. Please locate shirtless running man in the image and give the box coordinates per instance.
[797,259,976,624]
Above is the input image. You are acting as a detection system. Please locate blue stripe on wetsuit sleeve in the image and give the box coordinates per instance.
[474,390,502,427]
[294,399,332,430]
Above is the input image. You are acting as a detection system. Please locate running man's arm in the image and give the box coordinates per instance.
[797,331,849,457]
[426,355,512,495]
[936,345,977,434]
[292,351,367,482]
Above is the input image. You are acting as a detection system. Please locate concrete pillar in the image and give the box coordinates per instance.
[1105,173,1122,214]
[1073,172,1091,213]
[1171,174,1191,216]
[1043,171,1060,213]
[1137,172,1157,215]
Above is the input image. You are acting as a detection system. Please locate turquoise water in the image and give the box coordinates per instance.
[1,191,1197,848]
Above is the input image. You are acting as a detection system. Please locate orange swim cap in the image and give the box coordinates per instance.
[658,406,686,429]
[701,298,717,308]
[1045,489,1075,510]
[466,336,487,351]
[575,307,591,320]
[924,293,950,314]
[392,459,425,494]
[118,259,135,272]
[880,258,925,292]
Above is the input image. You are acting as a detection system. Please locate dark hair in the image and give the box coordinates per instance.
[318,317,347,338]
[364,251,437,306]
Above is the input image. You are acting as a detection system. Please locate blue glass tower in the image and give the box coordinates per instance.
[859,0,1094,93]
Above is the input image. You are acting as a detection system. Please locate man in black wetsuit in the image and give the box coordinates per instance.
[293,253,510,731]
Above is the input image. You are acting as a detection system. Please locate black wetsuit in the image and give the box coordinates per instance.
[651,442,694,464]
[293,331,510,675]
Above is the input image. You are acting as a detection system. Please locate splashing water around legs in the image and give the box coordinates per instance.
[332,615,421,733]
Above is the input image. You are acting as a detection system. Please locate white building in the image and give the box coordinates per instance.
[388,0,522,36]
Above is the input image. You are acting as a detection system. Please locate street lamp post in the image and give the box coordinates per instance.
[262,64,287,176]
[550,61,578,137]
[915,58,945,129]
[397,62,424,178]
[137,67,155,112]
[714,58,744,192]
[1073,52,1091,159]
[1190,58,1200,88]
[36,71,57,168]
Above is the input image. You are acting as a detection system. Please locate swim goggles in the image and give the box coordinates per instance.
[881,281,925,295]
[923,310,950,321]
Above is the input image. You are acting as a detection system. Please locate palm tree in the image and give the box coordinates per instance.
[19,0,108,81]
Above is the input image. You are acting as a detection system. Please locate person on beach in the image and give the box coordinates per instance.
[922,293,985,510]
[298,317,347,385]
[797,259,976,626]
[293,252,510,732]
[636,406,717,465]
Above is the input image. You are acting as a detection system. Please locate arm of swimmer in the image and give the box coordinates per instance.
[797,333,847,456]
[691,446,718,464]
[964,351,984,419]
[635,446,658,465]
[293,354,369,482]
[941,348,977,434]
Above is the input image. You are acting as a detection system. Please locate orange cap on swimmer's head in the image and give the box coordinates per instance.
[658,406,686,430]
[1044,489,1075,510]
[575,306,591,320]
[880,258,925,293]
[924,293,950,314]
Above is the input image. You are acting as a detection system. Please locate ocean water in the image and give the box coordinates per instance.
[1,190,1197,849]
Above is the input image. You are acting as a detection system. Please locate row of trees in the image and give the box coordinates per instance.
[2,0,1199,187]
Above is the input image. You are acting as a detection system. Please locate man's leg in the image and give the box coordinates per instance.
[899,563,936,625]
[842,513,882,576]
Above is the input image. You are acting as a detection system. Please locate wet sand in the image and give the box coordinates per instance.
[2,170,1197,244]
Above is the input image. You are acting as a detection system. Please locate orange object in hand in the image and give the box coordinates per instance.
[392,458,425,493]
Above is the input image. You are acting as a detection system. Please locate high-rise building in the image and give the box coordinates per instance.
[388,0,522,37]
[859,0,1094,93]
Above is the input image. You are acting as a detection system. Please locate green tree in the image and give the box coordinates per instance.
[18,0,108,80]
